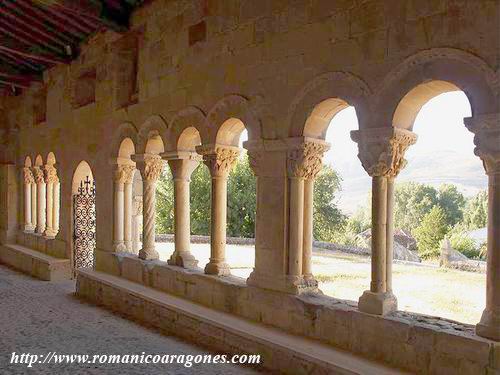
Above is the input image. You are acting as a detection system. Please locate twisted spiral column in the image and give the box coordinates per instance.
[137,154,163,261]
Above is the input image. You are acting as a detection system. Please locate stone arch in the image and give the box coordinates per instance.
[374,48,498,130]
[215,118,246,147]
[167,106,206,151]
[177,127,202,152]
[110,122,139,159]
[205,95,261,143]
[137,115,168,154]
[288,72,371,139]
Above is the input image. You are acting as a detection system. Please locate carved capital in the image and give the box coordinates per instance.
[115,164,136,184]
[351,128,417,177]
[196,144,240,177]
[163,151,202,180]
[141,154,164,181]
[44,165,59,184]
[287,140,330,179]
[465,114,500,175]
[32,166,45,184]
[23,167,35,185]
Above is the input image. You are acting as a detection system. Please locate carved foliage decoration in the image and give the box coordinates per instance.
[465,114,500,175]
[200,146,240,177]
[353,129,417,178]
[115,165,136,184]
[287,141,330,179]
[32,166,45,184]
[44,165,59,184]
[142,155,164,181]
[23,167,35,185]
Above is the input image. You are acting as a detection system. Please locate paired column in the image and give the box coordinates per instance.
[351,128,417,315]
[32,166,46,235]
[132,196,143,253]
[22,167,35,232]
[134,154,164,260]
[113,164,135,252]
[44,165,59,238]
[465,114,500,341]
[286,139,329,289]
[163,151,201,268]
[196,144,240,276]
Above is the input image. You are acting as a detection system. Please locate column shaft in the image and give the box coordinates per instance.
[113,181,125,251]
[45,182,54,236]
[24,184,32,231]
[31,184,37,228]
[124,182,133,251]
[289,177,304,278]
[386,177,395,292]
[205,176,230,275]
[53,182,60,235]
[139,178,159,260]
[302,179,314,277]
[370,176,387,293]
[36,183,46,235]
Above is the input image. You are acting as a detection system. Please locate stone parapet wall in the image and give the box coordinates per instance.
[94,252,500,374]
[16,231,67,260]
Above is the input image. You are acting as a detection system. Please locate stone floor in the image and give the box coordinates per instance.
[0,265,263,374]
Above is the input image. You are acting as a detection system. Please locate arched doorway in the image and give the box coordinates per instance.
[72,161,96,270]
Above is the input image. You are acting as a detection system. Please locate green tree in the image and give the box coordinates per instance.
[394,182,439,233]
[447,223,481,259]
[437,184,466,227]
[463,190,488,230]
[413,205,449,258]
[189,163,211,235]
[227,154,256,238]
[156,168,174,234]
[312,165,346,242]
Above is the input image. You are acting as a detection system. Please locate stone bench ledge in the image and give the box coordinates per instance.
[77,268,406,375]
[0,243,71,281]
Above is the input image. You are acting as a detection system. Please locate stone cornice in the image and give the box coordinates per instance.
[351,127,417,177]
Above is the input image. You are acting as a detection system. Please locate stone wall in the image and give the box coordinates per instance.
[89,253,500,374]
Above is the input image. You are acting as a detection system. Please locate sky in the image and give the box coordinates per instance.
[323,91,488,214]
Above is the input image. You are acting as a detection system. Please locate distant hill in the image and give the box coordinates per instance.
[332,149,487,215]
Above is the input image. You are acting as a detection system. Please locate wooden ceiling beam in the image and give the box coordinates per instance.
[0,79,29,89]
[3,0,77,47]
[0,21,66,57]
[0,45,67,65]
[0,52,43,71]
[0,11,70,56]
[0,71,42,83]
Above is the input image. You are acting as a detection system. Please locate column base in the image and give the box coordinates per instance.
[44,228,58,238]
[247,271,321,295]
[476,309,500,341]
[204,261,231,276]
[168,251,199,268]
[358,290,398,316]
[138,248,159,261]
[24,225,35,233]
[113,243,127,253]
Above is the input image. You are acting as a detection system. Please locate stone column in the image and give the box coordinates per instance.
[123,166,135,252]
[163,151,201,268]
[132,196,143,253]
[31,179,37,229]
[196,144,240,276]
[465,114,500,341]
[134,154,164,260]
[351,128,417,315]
[44,165,58,238]
[386,176,395,292]
[22,167,35,232]
[113,166,126,252]
[32,166,46,235]
[53,181,60,235]
[287,139,329,289]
